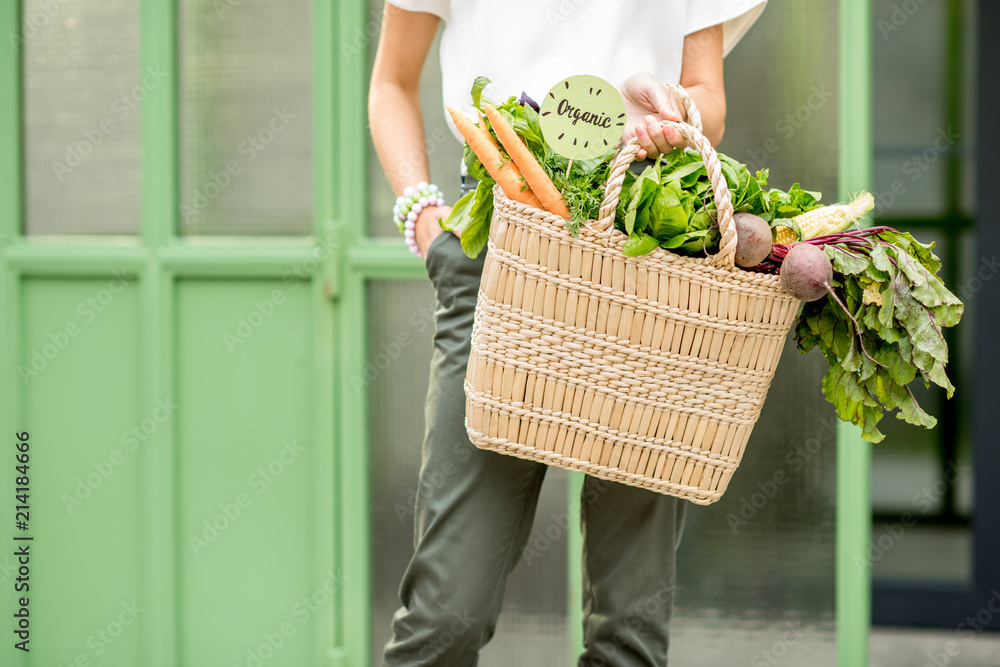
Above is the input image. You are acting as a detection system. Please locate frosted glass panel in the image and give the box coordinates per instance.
[179,0,312,235]
[670,340,837,665]
[671,1,838,663]
[22,0,141,235]
[367,281,568,666]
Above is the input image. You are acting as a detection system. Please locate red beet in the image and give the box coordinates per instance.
[732,212,773,268]
[779,243,833,301]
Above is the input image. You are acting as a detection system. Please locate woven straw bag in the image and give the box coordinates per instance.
[463,99,801,505]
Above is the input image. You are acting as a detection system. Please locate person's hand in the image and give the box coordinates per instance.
[414,204,453,258]
[619,72,686,160]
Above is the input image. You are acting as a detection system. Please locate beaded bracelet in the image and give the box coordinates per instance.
[394,181,446,257]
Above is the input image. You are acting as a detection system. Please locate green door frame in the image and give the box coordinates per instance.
[836,1,873,666]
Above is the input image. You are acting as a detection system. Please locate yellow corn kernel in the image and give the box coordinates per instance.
[773,192,875,244]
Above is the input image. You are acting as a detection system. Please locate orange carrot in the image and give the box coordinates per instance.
[483,102,570,220]
[445,105,542,209]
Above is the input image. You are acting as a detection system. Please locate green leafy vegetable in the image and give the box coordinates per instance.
[608,149,820,257]
[622,232,659,257]
[471,76,491,111]
[770,183,821,220]
[442,190,475,238]
[451,72,822,260]
[442,177,495,258]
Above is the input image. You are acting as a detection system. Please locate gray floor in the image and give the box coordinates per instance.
[473,614,1000,666]
[871,626,1000,667]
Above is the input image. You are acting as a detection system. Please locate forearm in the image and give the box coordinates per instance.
[368,5,450,256]
[369,81,432,196]
[681,83,726,146]
[677,24,726,146]
[369,78,451,255]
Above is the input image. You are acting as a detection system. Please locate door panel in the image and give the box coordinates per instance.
[21,276,144,665]
[176,279,316,664]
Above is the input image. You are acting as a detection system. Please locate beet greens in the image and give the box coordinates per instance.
[771,228,964,442]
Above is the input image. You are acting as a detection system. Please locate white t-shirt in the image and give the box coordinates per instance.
[387,0,767,143]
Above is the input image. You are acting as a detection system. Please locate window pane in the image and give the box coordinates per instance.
[22,0,141,235]
[959,0,978,216]
[869,0,977,587]
[872,0,949,219]
[871,226,976,585]
[178,0,312,236]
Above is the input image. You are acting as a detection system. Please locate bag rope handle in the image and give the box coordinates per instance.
[665,82,703,135]
[589,86,737,269]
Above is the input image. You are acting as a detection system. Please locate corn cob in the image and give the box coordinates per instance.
[773,192,875,244]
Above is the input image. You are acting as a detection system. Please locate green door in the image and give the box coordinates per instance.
[0,1,367,664]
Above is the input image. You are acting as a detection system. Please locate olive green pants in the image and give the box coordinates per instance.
[380,225,687,667]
